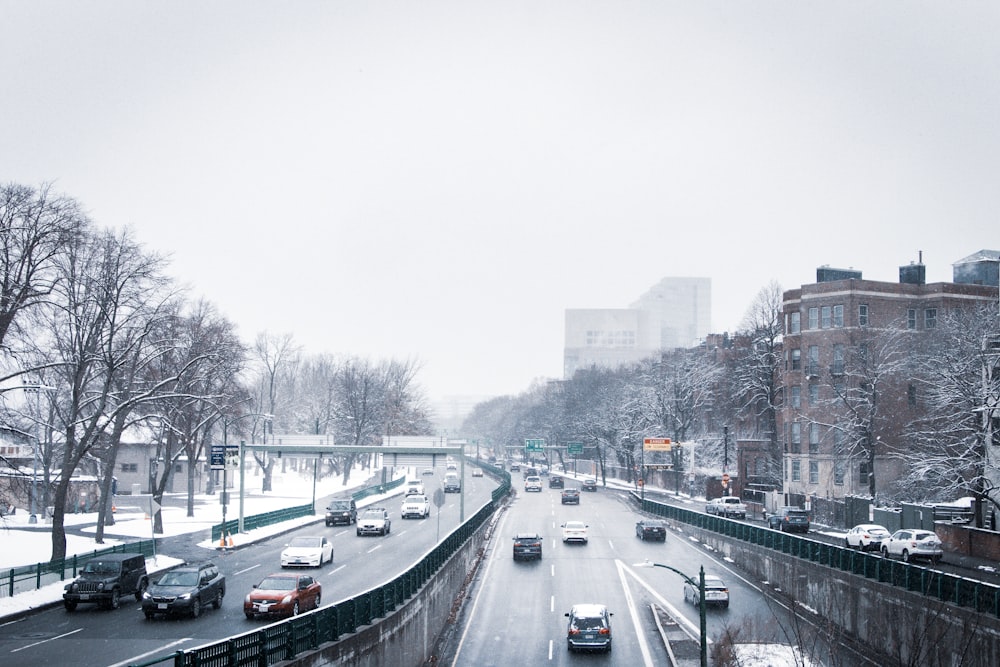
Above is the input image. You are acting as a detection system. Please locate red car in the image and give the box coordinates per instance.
[244,573,321,619]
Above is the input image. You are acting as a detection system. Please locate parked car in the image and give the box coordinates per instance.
[63,552,149,611]
[512,532,543,561]
[142,562,225,619]
[635,519,667,541]
[705,496,748,519]
[405,480,425,496]
[443,473,462,493]
[581,477,598,492]
[281,536,333,567]
[561,521,589,544]
[357,507,391,536]
[881,529,943,564]
[325,498,357,526]
[549,475,564,488]
[845,524,891,551]
[561,488,581,505]
[524,475,543,492]
[400,493,431,519]
[565,603,613,652]
[244,573,321,619]
[767,507,810,533]
[684,574,730,608]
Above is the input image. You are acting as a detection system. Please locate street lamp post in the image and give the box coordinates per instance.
[22,384,55,524]
[635,560,707,667]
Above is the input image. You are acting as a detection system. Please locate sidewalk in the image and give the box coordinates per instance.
[0,467,405,621]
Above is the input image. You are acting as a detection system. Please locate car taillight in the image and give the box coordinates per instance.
[599,628,610,635]
[568,629,580,635]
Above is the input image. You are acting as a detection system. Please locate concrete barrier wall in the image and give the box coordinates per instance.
[277,518,487,667]
[687,521,1000,667]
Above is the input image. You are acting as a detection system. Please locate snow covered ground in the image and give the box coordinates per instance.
[0,467,391,619]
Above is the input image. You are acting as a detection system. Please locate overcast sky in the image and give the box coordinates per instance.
[2,2,997,405]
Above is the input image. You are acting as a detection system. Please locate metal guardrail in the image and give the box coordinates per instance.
[128,464,513,667]
[635,493,1000,617]
[1,540,156,598]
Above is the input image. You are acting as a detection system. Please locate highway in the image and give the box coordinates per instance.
[0,468,497,667]
[445,479,822,666]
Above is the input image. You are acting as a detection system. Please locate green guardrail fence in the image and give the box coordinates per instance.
[634,492,1000,618]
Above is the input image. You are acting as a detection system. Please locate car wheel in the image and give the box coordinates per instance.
[881,547,890,558]
[191,597,201,618]
[845,538,852,549]
[314,592,321,609]
[292,600,300,616]
[357,529,362,536]
[902,550,911,563]
[64,600,77,612]
[108,587,121,610]
[144,610,155,620]
[213,588,224,609]
[245,612,254,620]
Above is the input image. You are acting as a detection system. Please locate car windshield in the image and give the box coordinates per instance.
[564,522,586,530]
[258,577,297,591]
[644,521,664,527]
[363,510,384,518]
[83,561,119,574]
[288,537,321,548]
[158,571,198,586]
[328,501,350,510]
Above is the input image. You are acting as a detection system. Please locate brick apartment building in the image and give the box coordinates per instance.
[779,250,999,505]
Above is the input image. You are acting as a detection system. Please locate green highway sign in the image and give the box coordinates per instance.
[525,438,545,452]
[567,442,583,454]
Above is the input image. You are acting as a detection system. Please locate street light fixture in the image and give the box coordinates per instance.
[634,560,707,667]
[21,384,55,524]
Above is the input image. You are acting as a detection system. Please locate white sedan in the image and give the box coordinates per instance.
[280,536,333,568]
[844,524,891,551]
[561,521,589,544]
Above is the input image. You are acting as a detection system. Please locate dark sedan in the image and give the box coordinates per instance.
[142,562,225,619]
[635,519,667,541]
[561,488,581,504]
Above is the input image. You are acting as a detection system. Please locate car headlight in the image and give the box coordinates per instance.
[142,591,152,599]
[245,594,252,603]
[97,582,106,590]
[281,594,293,604]
[178,593,191,600]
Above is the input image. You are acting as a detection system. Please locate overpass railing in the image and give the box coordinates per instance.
[635,492,1000,618]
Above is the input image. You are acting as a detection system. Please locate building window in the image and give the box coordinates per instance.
[789,311,800,334]
[908,384,917,407]
[859,304,869,327]
[925,308,937,329]
[809,423,820,454]
[790,422,801,453]
[808,307,819,329]
[821,306,832,329]
[784,459,788,481]
[791,385,801,409]
[120,463,138,473]
[809,461,819,484]
[907,309,917,329]
[808,384,819,406]
[807,346,819,376]
[792,460,801,481]
[833,460,845,485]
[833,304,844,328]
[859,461,870,488]
[831,344,845,375]
[791,349,801,370]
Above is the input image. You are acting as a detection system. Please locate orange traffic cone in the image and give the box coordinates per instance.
[219,535,227,547]
[227,535,234,547]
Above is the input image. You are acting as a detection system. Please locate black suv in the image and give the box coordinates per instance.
[64,552,149,611]
[512,533,543,561]
[549,476,565,488]
[768,506,811,533]
[142,561,225,619]
[325,498,358,526]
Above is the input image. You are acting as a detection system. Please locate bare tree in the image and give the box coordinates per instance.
[250,332,300,491]
[731,281,784,485]
[898,304,1000,522]
[0,182,86,353]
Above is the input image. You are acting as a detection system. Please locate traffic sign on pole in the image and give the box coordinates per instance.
[524,438,545,452]
[567,442,583,454]
[643,437,672,452]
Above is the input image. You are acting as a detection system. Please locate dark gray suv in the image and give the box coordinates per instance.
[64,553,149,611]
[768,506,810,533]
[141,561,225,619]
[325,498,357,526]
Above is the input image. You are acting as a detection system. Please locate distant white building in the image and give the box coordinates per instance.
[564,277,711,378]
